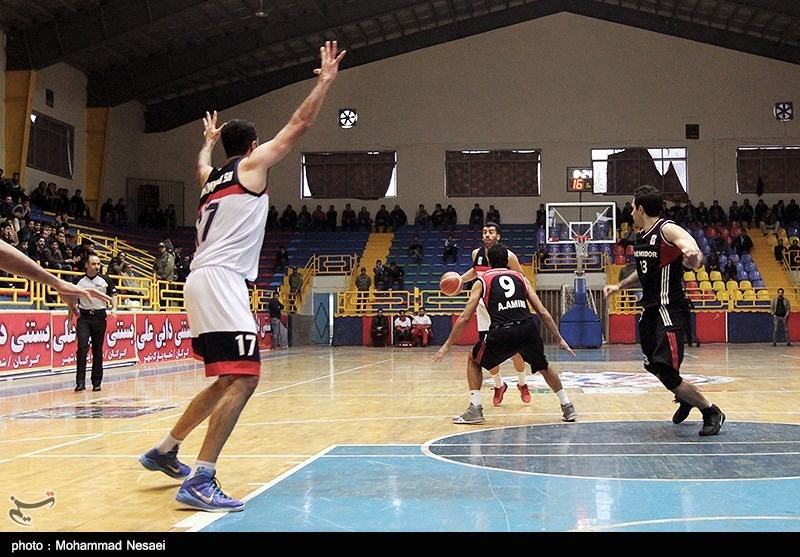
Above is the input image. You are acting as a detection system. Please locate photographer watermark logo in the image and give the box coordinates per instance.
[8,491,55,526]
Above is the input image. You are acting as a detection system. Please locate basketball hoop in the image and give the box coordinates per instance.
[573,234,590,276]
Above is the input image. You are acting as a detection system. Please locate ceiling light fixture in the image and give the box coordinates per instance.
[254,0,268,18]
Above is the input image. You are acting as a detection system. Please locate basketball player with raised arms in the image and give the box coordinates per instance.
[139,41,346,512]
[459,222,529,406]
[603,185,725,436]
[436,243,577,425]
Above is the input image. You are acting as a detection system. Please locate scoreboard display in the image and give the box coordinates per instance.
[567,167,593,192]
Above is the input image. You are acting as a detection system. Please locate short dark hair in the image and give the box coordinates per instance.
[484,221,500,233]
[220,119,258,158]
[633,185,663,217]
[487,242,509,268]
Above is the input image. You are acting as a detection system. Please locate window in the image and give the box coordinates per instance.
[27,112,74,179]
[445,149,540,197]
[592,147,686,195]
[737,146,800,194]
[301,151,396,199]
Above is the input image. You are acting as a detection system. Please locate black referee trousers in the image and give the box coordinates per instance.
[76,310,107,388]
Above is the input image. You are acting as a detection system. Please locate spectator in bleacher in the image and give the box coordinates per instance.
[430,203,445,230]
[341,203,357,231]
[708,200,725,226]
[288,267,303,294]
[18,239,30,258]
[772,288,791,347]
[394,309,412,345]
[408,234,424,263]
[31,236,47,265]
[273,246,290,274]
[486,205,500,225]
[6,173,25,204]
[29,181,47,208]
[373,259,388,291]
[414,204,430,228]
[0,195,15,219]
[42,238,71,271]
[326,204,338,231]
[534,203,546,230]
[621,202,635,228]
[788,239,800,270]
[443,234,458,264]
[754,198,768,227]
[165,203,177,231]
[68,189,91,219]
[174,246,191,282]
[775,238,786,263]
[281,204,299,230]
[728,201,741,226]
[354,267,372,312]
[722,258,738,283]
[785,199,800,228]
[444,204,457,230]
[109,251,136,288]
[387,261,405,291]
[390,204,407,230]
[265,205,280,229]
[11,204,28,233]
[411,307,433,347]
[536,243,551,269]
[375,204,390,232]
[296,205,311,231]
[357,206,372,231]
[1,219,19,247]
[740,198,754,228]
[711,231,727,255]
[370,309,389,347]
[63,231,77,253]
[469,203,484,230]
[772,200,786,225]
[310,204,326,230]
[695,201,709,228]
[17,219,36,245]
[44,182,59,212]
[732,228,753,255]
[669,201,687,226]
[101,198,116,225]
[114,198,128,227]
[761,210,780,236]
[153,206,167,229]
[705,250,721,274]
[153,241,176,281]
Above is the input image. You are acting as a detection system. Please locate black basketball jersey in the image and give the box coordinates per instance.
[479,268,532,326]
[472,248,490,274]
[633,218,685,308]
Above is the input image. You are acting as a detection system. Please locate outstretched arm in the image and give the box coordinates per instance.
[240,41,346,177]
[196,110,223,187]
[432,281,482,362]
[0,241,111,307]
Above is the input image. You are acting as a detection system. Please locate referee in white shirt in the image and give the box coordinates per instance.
[69,254,118,392]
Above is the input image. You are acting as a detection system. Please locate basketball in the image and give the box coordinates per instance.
[439,272,462,296]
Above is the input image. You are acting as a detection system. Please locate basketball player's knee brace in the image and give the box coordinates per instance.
[650,363,682,390]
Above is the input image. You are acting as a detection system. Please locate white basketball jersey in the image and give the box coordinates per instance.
[190,158,269,282]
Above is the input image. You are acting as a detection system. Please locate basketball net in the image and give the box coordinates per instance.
[573,234,590,276]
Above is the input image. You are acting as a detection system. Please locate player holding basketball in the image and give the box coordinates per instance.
[459,222,531,406]
[603,185,725,436]
[434,243,577,424]
[139,41,346,512]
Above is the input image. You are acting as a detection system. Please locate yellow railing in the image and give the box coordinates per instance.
[314,253,357,275]
[608,286,798,314]
[0,276,36,306]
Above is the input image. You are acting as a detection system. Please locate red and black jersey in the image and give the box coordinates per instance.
[633,218,685,308]
[478,268,532,327]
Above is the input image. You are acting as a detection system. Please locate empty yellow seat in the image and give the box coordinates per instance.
[716,290,729,302]
[683,271,696,282]
[739,280,752,290]
[743,289,757,300]
[699,280,713,292]
[709,271,723,282]
[726,280,739,291]
[696,270,709,282]
[757,290,771,300]
[712,280,726,291]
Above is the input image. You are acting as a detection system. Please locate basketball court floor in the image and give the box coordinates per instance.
[1,342,799,535]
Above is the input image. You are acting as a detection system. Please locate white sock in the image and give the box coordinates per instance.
[517,371,528,386]
[156,434,182,454]
[469,390,481,407]
[555,389,570,405]
[191,461,216,478]
[491,373,504,387]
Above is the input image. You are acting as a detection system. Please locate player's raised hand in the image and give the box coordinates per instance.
[313,40,346,81]
[203,111,223,143]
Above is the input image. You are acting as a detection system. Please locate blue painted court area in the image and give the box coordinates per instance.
[198,421,800,532]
